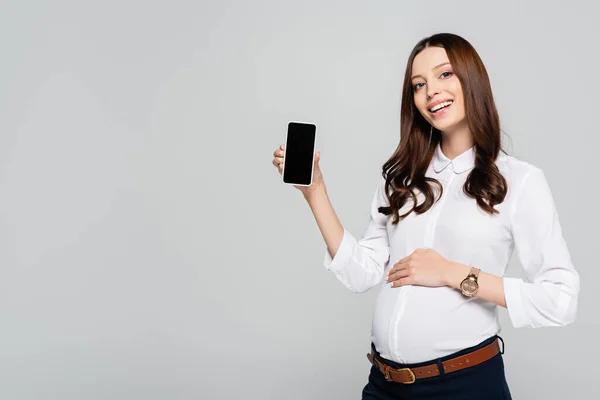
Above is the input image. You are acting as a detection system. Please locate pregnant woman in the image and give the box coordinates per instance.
[271,32,579,400]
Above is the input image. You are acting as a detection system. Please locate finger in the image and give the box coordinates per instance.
[387,263,410,277]
[273,149,284,157]
[389,277,411,288]
[386,268,410,283]
[390,258,411,274]
[393,256,414,272]
[395,260,411,272]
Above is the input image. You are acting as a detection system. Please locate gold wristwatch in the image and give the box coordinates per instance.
[460,267,480,297]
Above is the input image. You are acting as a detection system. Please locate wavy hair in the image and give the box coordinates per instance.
[378,33,508,224]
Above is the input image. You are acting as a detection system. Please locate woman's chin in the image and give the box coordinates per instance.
[432,118,467,134]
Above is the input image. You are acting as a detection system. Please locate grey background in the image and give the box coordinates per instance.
[0,0,597,399]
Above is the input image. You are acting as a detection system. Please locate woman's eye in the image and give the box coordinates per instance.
[413,82,424,91]
[440,71,453,78]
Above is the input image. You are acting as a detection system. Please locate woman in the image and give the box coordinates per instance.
[271,33,579,399]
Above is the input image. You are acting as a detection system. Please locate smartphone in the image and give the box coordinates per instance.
[282,121,317,186]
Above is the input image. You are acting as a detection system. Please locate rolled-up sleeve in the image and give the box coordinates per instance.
[504,167,580,328]
[323,176,391,293]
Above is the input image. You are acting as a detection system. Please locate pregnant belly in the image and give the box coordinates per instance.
[371,285,499,362]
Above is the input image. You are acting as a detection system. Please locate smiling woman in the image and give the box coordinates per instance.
[271,32,579,400]
[412,61,463,123]
[380,34,508,225]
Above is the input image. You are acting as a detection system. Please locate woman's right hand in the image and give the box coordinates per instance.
[272,144,325,198]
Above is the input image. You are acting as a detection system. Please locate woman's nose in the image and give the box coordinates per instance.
[427,85,440,99]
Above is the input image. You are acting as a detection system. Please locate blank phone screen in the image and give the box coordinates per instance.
[283,122,316,186]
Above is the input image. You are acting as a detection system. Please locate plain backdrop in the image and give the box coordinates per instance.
[0,0,598,399]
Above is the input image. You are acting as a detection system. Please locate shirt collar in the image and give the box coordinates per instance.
[432,143,476,174]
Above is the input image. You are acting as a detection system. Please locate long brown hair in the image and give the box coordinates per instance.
[379,33,508,224]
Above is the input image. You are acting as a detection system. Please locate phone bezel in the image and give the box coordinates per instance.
[281,121,317,187]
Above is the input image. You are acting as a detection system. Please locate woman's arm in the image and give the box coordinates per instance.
[500,167,579,327]
[386,167,579,327]
[444,263,507,307]
[273,145,389,293]
[316,177,391,293]
[447,167,579,326]
[304,185,345,259]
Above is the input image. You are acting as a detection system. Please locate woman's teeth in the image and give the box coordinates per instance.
[430,101,453,113]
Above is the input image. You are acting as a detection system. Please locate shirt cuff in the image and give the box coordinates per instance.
[323,228,357,273]
[503,277,529,328]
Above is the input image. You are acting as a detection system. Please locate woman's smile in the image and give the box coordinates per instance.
[428,99,454,118]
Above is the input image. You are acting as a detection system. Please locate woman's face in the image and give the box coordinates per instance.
[411,46,466,133]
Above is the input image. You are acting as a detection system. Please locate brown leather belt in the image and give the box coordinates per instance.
[366,339,501,384]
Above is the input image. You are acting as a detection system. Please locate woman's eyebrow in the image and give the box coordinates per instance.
[411,62,451,80]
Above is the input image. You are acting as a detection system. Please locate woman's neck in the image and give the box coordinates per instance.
[440,123,473,159]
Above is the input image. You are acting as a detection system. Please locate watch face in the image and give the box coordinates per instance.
[461,277,478,294]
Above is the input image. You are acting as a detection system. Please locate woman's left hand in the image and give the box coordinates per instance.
[386,248,452,288]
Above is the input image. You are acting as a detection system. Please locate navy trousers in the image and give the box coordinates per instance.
[362,336,512,400]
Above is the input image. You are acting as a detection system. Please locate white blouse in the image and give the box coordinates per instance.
[323,144,580,364]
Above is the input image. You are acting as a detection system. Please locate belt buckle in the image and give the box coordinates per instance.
[397,368,416,384]
[383,367,416,384]
[383,366,392,382]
